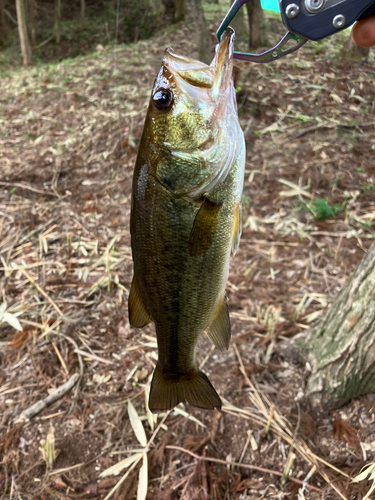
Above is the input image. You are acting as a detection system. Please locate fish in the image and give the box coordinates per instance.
[129,27,245,413]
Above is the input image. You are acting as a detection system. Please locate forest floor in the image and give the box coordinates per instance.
[1,3,375,499]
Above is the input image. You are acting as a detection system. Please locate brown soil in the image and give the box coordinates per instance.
[1,5,375,500]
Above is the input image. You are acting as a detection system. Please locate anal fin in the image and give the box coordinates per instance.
[205,297,231,351]
[128,276,151,328]
[149,364,222,413]
[231,204,242,256]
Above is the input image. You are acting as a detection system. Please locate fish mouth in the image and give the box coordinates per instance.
[162,27,235,91]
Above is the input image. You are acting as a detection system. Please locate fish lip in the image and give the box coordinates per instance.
[211,27,235,95]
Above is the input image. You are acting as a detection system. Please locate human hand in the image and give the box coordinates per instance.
[352,15,375,48]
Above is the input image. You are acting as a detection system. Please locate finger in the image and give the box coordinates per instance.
[352,16,375,48]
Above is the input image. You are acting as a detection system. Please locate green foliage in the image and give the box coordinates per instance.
[296,198,346,221]
[241,194,250,206]
[363,183,375,192]
[0,0,165,70]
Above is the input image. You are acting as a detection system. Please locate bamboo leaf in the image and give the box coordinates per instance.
[352,463,375,500]
[144,386,156,432]
[173,407,206,428]
[3,312,23,331]
[39,424,58,467]
[352,463,375,483]
[137,453,148,500]
[99,452,143,478]
[128,401,147,447]
[0,301,7,320]
[303,309,324,324]
[331,93,343,104]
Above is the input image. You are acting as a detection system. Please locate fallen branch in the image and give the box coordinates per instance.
[166,445,323,494]
[20,373,80,421]
[34,35,55,50]
[0,181,57,197]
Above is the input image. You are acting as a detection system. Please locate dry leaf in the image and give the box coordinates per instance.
[145,386,157,432]
[173,407,206,428]
[0,302,7,319]
[352,463,375,500]
[2,312,23,331]
[332,412,360,449]
[128,401,147,447]
[99,452,143,478]
[137,453,148,500]
[7,328,33,348]
[331,93,343,104]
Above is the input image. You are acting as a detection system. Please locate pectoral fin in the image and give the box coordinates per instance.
[128,276,151,328]
[189,198,222,257]
[205,297,231,351]
[231,204,242,256]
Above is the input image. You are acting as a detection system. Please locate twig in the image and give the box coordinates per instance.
[293,121,375,138]
[4,9,17,25]
[51,340,69,375]
[34,35,55,50]
[233,343,253,389]
[20,373,80,421]
[0,181,57,197]
[13,265,63,317]
[102,458,141,500]
[144,410,171,453]
[281,403,301,483]
[74,348,119,366]
[60,334,84,417]
[104,410,171,500]
[166,446,323,493]
[50,451,106,476]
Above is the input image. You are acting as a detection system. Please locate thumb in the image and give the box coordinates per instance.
[352,15,375,48]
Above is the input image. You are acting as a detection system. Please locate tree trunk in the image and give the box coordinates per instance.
[290,240,375,409]
[175,0,185,22]
[0,0,6,45]
[245,0,268,49]
[81,0,85,21]
[185,0,211,64]
[28,0,36,46]
[230,0,247,40]
[54,0,61,44]
[16,0,32,67]
[162,0,184,23]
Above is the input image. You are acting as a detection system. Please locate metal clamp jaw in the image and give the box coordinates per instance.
[216,0,308,63]
[217,0,375,63]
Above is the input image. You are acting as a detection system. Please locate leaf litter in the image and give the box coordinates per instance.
[0,3,375,499]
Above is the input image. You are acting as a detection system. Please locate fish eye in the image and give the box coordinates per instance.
[153,89,173,111]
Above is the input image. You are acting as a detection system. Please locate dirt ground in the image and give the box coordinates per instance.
[1,5,375,500]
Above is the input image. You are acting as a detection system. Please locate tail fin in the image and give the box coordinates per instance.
[149,364,222,413]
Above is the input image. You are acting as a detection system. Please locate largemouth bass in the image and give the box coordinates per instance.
[129,27,245,412]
